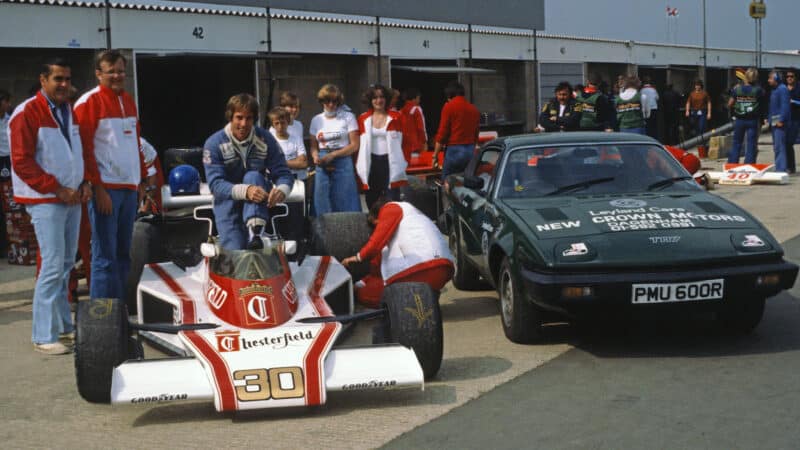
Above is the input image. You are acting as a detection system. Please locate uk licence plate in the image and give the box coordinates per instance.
[631,279,724,304]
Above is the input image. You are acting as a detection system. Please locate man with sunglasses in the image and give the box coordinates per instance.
[74,50,147,302]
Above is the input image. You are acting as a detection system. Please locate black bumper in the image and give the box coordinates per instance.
[520,260,798,316]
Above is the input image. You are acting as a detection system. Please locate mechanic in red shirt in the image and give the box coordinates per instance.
[432,81,480,179]
[342,198,454,308]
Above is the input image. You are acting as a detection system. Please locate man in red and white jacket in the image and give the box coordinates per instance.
[74,50,147,301]
[342,199,454,307]
[399,87,428,162]
[10,59,92,354]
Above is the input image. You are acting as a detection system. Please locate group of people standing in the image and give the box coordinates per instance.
[7,51,150,354]
[536,68,800,174]
[536,74,663,136]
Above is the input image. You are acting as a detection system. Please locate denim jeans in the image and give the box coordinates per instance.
[313,150,361,215]
[215,171,272,250]
[88,188,137,299]
[442,144,475,179]
[729,118,759,164]
[772,126,788,172]
[785,119,799,173]
[27,202,80,344]
[689,110,707,142]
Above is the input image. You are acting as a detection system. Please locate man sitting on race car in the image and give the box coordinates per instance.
[203,93,293,250]
[342,198,454,307]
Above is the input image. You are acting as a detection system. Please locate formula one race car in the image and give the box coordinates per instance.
[74,206,443,411]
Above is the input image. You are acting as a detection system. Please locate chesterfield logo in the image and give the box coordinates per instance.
[282,280,297,305]
[240,283,275,324]
[206,278,228,309]
[216,330,240,352]
[247,295,272,322]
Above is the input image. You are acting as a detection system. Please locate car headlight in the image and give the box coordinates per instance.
[730,232,773,252]
[555,241,597,262]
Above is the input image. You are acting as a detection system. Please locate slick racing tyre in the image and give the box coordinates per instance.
[125,219,167,315]
[499,257,542,344]
[374,282,443,379]
[164,147,205,181]
[449,225,489,291]
[311,212,372,281]
[75,298,131,403]
[718,296,766,335]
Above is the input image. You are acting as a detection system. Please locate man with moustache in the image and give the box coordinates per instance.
[9,59,92,354]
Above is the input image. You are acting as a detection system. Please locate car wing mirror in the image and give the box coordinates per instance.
[463,175,485,190]
[200,242,218,258]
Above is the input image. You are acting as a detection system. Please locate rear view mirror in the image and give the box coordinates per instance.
[284,241,297,255]
[200,242,218,258]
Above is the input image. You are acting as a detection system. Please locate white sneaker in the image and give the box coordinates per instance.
[59,332,76,343]
[34,342,72,355]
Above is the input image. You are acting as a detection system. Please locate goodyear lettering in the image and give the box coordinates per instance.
[240,330,314,350]
[342,380,398,391]
[131,393,188,404]
[536,220,581,232]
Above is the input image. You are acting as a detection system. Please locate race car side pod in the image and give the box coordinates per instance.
[111,345,425,405]
[297,309,384,324]
[129,322,219,334]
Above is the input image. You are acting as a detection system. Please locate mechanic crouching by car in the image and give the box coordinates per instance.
[342,198,454,308]
[203,93,293,251]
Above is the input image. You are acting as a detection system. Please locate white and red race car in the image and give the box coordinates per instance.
[74,206,443,412]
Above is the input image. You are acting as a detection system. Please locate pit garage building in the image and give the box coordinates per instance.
[2,0,800,154]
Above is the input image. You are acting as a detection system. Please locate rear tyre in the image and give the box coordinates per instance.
[499,257,542,343]
[449,225,488,291]
[74,298,131,403]
[373,282,443,379]
[718,297,765,335]
[125,220,167,314]
[311,212,372,281]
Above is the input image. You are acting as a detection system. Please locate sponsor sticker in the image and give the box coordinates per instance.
[216,330,241,352]
[609,198,647,208]
[562,243,588,256]
[742,234,765,247]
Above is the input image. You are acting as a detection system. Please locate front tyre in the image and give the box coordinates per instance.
[374,282,443,379]
[718,297,765,335]
[499,257,542,343]
[74,298,131,403]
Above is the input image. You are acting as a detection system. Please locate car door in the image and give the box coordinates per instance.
[457,146,503,279]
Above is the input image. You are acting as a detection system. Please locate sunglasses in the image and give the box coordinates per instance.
[320,98,338,104]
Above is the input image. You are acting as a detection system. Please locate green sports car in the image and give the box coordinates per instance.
[444,132,798,343]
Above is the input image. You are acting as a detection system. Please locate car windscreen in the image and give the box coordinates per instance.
[496,144,699,198]
[209,242,287,280]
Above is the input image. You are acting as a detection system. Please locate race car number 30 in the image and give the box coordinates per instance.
[631,279,724,304]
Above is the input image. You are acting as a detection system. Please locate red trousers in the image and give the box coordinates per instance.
[355,263,454,308]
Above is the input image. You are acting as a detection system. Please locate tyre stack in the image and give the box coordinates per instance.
[1,179,37,265]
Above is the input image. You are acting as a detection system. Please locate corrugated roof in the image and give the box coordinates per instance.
[0,0,797,56]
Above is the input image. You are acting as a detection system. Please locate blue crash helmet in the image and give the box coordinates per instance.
[168,164,200,195]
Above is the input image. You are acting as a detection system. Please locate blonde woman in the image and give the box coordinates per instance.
[308,84,360,214]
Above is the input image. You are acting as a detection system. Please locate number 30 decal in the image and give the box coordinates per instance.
[233,366,304,401]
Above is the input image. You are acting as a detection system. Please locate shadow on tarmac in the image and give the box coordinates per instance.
[439,295,498,322]
[0,288,33,304]
[436,356,512,381]
[130,384,458,426]
[0,308,32,326]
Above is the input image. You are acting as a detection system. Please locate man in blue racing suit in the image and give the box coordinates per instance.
[203,93,293,250]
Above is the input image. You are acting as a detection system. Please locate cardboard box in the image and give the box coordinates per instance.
[708,135,733,160]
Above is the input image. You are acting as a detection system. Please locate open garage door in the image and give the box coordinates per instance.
[135,54,256,156]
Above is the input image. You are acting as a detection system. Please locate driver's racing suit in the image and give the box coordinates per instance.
[204,124,293,250]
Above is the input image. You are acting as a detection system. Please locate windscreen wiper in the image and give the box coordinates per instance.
[544,177,615,196]
[647,175,694,191]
